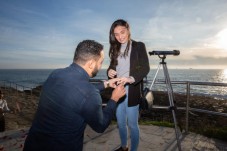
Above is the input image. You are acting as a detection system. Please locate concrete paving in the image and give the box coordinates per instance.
[0,125,227,151]
[83,125,227,151]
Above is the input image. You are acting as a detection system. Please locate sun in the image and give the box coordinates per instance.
[216,28,227,50]
[222,69,227,83]
[224,69,227,75]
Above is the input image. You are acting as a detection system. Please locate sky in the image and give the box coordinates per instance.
[0,0,227,69]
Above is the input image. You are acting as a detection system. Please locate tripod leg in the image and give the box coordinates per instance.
[149,63,161,90]
[162,63,182,151]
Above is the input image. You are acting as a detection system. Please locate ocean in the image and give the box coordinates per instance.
[0,68,227,99]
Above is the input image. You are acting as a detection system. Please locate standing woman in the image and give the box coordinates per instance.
[0,90,10,132]
[107,19,150,151]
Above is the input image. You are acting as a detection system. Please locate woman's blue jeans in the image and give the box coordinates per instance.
[116,91,139,151]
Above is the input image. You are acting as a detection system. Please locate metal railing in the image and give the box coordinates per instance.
[0,80,42,114]
[147,80,227,133]
[1,79,227,134]
[0,80,41,100]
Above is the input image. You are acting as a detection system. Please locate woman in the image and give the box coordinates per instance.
[0,90,10,132]
[107,19,150,151]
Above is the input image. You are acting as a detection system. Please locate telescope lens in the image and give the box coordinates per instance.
[173,50,180,56]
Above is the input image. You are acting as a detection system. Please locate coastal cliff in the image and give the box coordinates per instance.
[1,86,227,141]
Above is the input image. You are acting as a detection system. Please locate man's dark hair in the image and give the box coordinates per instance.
[73,40,103,65]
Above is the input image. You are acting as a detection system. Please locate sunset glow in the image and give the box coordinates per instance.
[217,28,227,50]
[223,69,227,76]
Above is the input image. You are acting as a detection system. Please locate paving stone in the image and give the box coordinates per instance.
[0,125,227,151]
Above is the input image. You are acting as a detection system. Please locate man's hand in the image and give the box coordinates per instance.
[111,83,126,102]
[104,78,121,88]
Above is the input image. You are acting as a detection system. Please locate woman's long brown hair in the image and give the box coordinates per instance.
[109,19,131,67]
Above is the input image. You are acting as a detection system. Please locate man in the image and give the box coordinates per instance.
[23,40,126,151]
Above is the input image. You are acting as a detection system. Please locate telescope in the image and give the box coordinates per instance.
[149,50,180,56]
[147,49,182,150]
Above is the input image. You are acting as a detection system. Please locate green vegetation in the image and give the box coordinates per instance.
[138,120,174,128]
[112,120,174,128]
[139,120,227,141]
[112,119,227,141]
[191,126,227,141]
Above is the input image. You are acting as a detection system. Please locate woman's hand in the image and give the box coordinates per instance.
[117,76,135,85]
[108,69,117,79]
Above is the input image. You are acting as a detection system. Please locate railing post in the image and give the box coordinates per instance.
[16,84,18,97]
[22,86,24,96]
[4,81,6,90]
[185,82,190,134]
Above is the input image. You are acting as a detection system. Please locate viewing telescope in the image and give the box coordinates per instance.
[149,50,180,56]
[147,49,182,150]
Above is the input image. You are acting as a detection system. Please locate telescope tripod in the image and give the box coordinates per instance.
[151,55,182,151]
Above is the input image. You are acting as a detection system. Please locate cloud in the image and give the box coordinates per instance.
[192,56,227,65]
[1,0,227,69]
[140,0,227,51]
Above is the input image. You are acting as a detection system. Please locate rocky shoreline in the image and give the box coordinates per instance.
[1,86,227,140]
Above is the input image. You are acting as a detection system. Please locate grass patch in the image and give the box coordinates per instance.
[139,120,174,128]
[112,120,174,128]
[191,126,227,141]
[112,119,227,141]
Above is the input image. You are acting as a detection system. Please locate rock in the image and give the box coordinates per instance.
[1,86,227,141]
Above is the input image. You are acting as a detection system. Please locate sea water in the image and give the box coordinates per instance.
[0,68,227,99]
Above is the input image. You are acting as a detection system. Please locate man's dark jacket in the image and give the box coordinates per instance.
[23,63,117,151]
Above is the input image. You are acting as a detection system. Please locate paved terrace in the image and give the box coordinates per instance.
[0,125,227,151]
